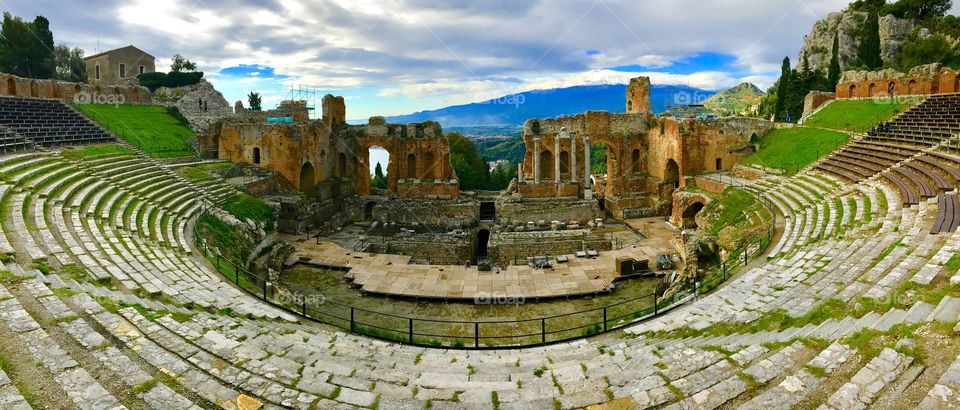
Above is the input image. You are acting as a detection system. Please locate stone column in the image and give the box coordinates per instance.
[570,133,577,183]
[533,137,541,184]
[518,162,524,182]
[583,135,591,188]
[554,136,561,184]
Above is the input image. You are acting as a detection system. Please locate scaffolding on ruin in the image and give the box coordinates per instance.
[276,85,319,119]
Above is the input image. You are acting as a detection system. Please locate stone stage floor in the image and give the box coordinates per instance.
[282,218,681,300]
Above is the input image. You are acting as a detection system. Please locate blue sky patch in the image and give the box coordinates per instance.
[218,64,290,80]
[610,52,739,74]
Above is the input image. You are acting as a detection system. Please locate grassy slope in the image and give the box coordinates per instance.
[802,98,919,132]
[75,104,196,158]
[739,127,849,175]
[223,193,275,231]
[61,144,134,159]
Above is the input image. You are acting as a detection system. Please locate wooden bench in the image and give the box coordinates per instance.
[903,162,952,191]
[882,172,920,205]
[931,194,960,234]
[891,167,936,198]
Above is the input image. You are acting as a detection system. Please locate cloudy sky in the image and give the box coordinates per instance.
[6,0,959,119]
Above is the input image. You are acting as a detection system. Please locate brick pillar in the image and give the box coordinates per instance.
[570,133,577,183]
[533,137,541,184]
[583,135,591,188]
[554,136,561,184]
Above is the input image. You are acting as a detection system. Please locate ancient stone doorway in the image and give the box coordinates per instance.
[253,147,261,164]
[299,162,316,197]
[632,149,641,173]
[422,152,435,179]
[364,201,376,221]
[5,78,14,96]
[682,202,705,229]
[476,229,490,259]
[479,202,495,223]
[130,88,140,103]
[559,151,570,179]
[29,81,38,98]
[908,80,917,94]
[848,84,857,97]
[868,83,876,97]
[406,154,417,179]
[340,153,348,177]
[539,150,554,181]
[367,146,389,189]
[955,76,959,93]
[665,159,680,188]
[715,157,722,170]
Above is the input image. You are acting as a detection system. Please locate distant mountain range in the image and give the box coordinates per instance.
[382,84,717,127]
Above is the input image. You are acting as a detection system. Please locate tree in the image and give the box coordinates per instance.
[370,162,387,189]
[247,92,262,111]
[447,132,489,190]
[774,57,792,121]
[170,54,197,72]
[846,0,886,13]
[896,33,960,70]
[0,13,55,78]
[856,12,883,70]
[828,33,842,86]
[53,45,86,82]
[882,0,951,21]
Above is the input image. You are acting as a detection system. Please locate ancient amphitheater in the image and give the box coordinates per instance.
[0,58,957,410]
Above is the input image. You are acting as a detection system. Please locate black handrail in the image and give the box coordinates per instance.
[193,184,777,349]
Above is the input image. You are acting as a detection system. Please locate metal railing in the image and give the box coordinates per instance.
[193,189,777,349]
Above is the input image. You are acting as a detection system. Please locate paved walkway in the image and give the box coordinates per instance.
[284,218,680,300]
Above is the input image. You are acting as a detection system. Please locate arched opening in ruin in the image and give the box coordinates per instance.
[664,159,680,188]
[848,84,857,97]
[908,79,917,94]
[299,162,316,197]
[954,76,960,93]
[422,152,436,179]
[475,229,490,260]
[559,150,570,180]
[631,148,641,173]
[337,153,347,178]
[868,83,876,97]
[539,149,554,181]
[367,146,389,189]
[682,202,705,229]
[5,78,14,96]
[627,100,633,112]
[52,85,62,99]
[29,81,38,98]
[406,153,417,179]
[364,201,377,221]
[73,84,81,96]
[252,147,261,164]
[130,88,140,103]
[588,142,615,199]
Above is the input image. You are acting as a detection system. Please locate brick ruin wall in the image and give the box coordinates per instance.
[0,72,151,104]
[836,64,959,99]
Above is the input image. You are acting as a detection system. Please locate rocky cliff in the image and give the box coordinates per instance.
[797,12,914,74]
[152,80,233,133]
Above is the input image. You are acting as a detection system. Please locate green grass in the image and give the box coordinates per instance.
[700,188,763,236]
[946,253,960,272]
[61,144,134,160]
[739,127,849,175]
[223,193,276,231]
[74,104,197,158]
[803,98,920,133]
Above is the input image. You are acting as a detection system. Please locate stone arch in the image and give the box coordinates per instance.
[252,147,261,164]
[5,78,14,96]
[868,82,876,97]
[299,162,316,197]
[559,150,570,178]
[364,201,376,221]
[337,153,347,177]
[627,100,633,112]
[52,84,62,99]
[664,158,679,188]
[476,228,490,259]
[29,81,38,98]
[406,153,417,179]
[954,75,960,93]
[908,79,917,94]
[848,84,857,97]
[130,88,140,104]
[631,148,641,173]
[681,202,705,229]
[539,150,554,181]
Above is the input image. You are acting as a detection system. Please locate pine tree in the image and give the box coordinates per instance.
[774,57,792,121]
[828,33,842,86]
[370,162,387,189]
[857,12,882,70]
[0,13,55,78]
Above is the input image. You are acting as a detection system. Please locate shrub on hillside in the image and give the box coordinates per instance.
[137,71,204,91]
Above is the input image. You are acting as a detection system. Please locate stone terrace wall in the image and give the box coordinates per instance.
[490,230,612,265]
[497,199,601,227]
[0,72,151,104]
[836,64,960,98]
